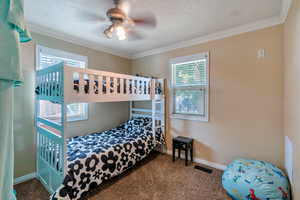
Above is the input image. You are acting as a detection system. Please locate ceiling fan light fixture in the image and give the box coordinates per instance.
[97,0,155,41]
[117,33,126,40]
[115,25,126,40]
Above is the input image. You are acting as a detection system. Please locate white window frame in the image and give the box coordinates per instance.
[36,45,89,122]
[170,52,209,122]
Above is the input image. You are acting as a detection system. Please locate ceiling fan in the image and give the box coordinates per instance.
[80,0,157,41]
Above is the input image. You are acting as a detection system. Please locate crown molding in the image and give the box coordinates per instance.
[279,0,293,23]
[131,1,292,59]
[131,16,282,59]
[28,23,132,59]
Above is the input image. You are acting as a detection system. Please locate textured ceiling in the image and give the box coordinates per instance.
[24,0,283,58]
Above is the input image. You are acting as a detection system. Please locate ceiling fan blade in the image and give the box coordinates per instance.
[131,12,157,29]
[77,9,106,22]
[92,25,111,38]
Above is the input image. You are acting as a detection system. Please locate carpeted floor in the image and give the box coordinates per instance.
[15,153,230,200]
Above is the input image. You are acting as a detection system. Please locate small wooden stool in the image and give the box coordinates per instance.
[172,136,193,166]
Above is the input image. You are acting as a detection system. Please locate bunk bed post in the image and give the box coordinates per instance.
[151,79,156,144]
[35,90,40,184]
[61,103,67,176]
[62,66,68,176]
[161,79,166,138]
[129,101,133,119]
[152,99,156,144]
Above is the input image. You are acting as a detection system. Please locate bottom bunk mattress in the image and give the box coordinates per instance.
[51,117,164,200]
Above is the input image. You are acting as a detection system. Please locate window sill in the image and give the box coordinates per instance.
[40,115,88,122]
[170,114,209,122]
[67,116,88,122]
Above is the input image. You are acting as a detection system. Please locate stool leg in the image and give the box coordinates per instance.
[178,147,181,160]
[185,148,188,166]
[172,143,175,162]
[190,142,193,163]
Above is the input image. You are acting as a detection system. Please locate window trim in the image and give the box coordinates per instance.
[36,45,89,122]
[169,52,210,122]
[36,45,88,70]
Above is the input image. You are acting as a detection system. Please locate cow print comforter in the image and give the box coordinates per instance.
[51,117,164,200]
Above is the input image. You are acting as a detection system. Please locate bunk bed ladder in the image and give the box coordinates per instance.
[151,79,166,145]
[152,99,157,144]
[152,99,165,142]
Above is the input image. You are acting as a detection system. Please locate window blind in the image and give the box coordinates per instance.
[174,59,207,87]
[39,53,85,69]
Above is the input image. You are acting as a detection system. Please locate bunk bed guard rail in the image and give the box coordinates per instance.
[64,64,155,103]
[36,62,164,103]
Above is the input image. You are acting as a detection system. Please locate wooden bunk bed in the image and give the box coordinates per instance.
[35,62,165,200]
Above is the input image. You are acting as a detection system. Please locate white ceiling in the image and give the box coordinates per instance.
[24,0,288,59]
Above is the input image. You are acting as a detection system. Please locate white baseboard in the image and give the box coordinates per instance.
[166,150,227,171]
[14,172,36,185]
[193,158,227,171]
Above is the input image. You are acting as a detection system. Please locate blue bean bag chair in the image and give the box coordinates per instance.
[222,158,290,200]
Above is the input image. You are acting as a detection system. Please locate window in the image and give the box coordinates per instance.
[170,53,209,121]
[36,45,88,122]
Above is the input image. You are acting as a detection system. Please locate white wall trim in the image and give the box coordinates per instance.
[28,22,132,59]
[166,150,227,171]
[279,0,293,23]
[131,16,281,59]
[14,172,36,185]
[193,157,227,171]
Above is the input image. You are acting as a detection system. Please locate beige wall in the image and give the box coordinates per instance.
[283,0,300,198]
[15,24,286,182]
[132,25,284,168]
[14,32,131,178]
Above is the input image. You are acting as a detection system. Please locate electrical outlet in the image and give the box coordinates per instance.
[257,49,265,59]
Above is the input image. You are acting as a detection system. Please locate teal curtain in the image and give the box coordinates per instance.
[0,80,15,200]
[0,0,31,199]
